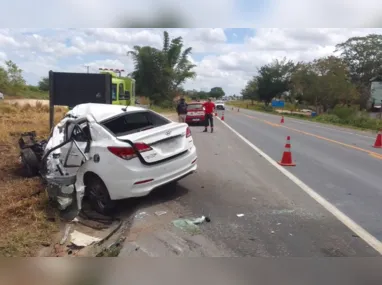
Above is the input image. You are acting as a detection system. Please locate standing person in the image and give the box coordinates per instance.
[176,97,188,123]
[202,98,216,133]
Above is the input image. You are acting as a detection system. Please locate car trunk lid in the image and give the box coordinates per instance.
[117,122,190,163]
[187,104,204,116]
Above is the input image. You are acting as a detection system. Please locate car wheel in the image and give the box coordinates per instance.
[20,148,40,177]
[86,176,116,215]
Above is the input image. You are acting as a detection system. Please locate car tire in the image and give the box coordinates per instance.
[20,148,40,177]
[86,176,116,216]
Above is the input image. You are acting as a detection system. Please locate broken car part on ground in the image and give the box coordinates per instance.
[18,103,198,215]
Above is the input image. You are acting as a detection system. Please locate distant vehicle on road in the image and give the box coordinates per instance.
[0,92,4,100]
[215,100,225,110]
[186,102,206,125]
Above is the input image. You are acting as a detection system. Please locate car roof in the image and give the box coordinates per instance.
[68,103,146,122]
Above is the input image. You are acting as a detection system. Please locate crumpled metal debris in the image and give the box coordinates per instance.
[70,230,101,247]
[60,225,71,245]
[155,211,167,216]
[134,211,149,220]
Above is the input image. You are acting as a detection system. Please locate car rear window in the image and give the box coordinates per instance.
[102,111,171,136]
[188,104,203,109]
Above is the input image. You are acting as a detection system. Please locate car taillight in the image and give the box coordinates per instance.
[107,143,152,160]
[186,127,191,138]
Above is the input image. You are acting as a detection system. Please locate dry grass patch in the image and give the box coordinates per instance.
[0,102,68,256]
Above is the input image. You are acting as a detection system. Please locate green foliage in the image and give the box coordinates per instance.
[290,56,358,112]
[314,114,342,124]
[241,77,258,104]
[197,91,209,100]
[0,60,47,99]
[335,34,382,108]
[38,77,49,91]
[313,113,382,130]
[128,31,196,105]
[240,33,382,119]
[261,105,274,112]
[330,106,357,120]
[209,87,225,99]
[242,58,295,106]
[257,58,296,105]
[6,60,26,89]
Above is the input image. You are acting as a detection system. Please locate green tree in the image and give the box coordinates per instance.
[335,34,382,109]
[290,56,358,112]
[127,31,196,105]
[196,91,209,100]
[128,46,164,102]
[256,58,296,105]
[38,76,49,91]
[241,77,258,105]
[0,66,9,92]
[5,60,25,89]
[0,60,26,96]
[209,87,225,99]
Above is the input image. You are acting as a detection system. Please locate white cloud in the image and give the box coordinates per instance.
[0,51,6,61]
[1,28,382,95]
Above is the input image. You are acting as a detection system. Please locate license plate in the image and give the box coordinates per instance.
[192,118,200,121]
[160,139,179,152]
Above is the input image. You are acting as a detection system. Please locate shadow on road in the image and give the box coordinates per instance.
[115,183,190,218]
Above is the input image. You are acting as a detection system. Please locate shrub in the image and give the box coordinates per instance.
[314,114,342,124]
[261,105,274,112]
[331,106,357,120]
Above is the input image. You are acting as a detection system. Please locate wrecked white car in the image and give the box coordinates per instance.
[19,103,198,215]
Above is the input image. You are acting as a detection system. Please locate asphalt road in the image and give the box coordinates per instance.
[117,110,381,257]
[169,115,379,257]
[217,107,382,242]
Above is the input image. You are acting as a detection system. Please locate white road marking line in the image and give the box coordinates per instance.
[216,116,382,255]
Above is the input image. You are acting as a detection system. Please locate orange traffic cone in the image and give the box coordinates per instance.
[221,111,225,121]
[280,116,284,124]
[278,136,296,166]
[373,130,382,148]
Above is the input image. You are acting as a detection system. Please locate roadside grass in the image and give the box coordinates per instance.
[0,101,67,256]
[150,105,176,114]
[0,101,177,256]
[228,100,382,132]
[4,90,48,100]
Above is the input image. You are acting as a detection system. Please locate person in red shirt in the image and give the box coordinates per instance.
[202,98,216,133]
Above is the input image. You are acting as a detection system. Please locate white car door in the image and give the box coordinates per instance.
[61,122,91,169]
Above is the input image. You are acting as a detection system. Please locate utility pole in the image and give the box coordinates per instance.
[85,65,89,73]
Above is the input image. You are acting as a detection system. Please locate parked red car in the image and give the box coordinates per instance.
[185,102,205,125]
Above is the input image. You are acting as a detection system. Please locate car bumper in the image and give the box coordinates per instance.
[103,147,198,200]
[186,116,205,123]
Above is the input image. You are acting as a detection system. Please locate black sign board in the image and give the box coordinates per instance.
[48,71,112,130]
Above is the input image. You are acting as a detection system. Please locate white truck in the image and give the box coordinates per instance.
[215,100,225,110]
